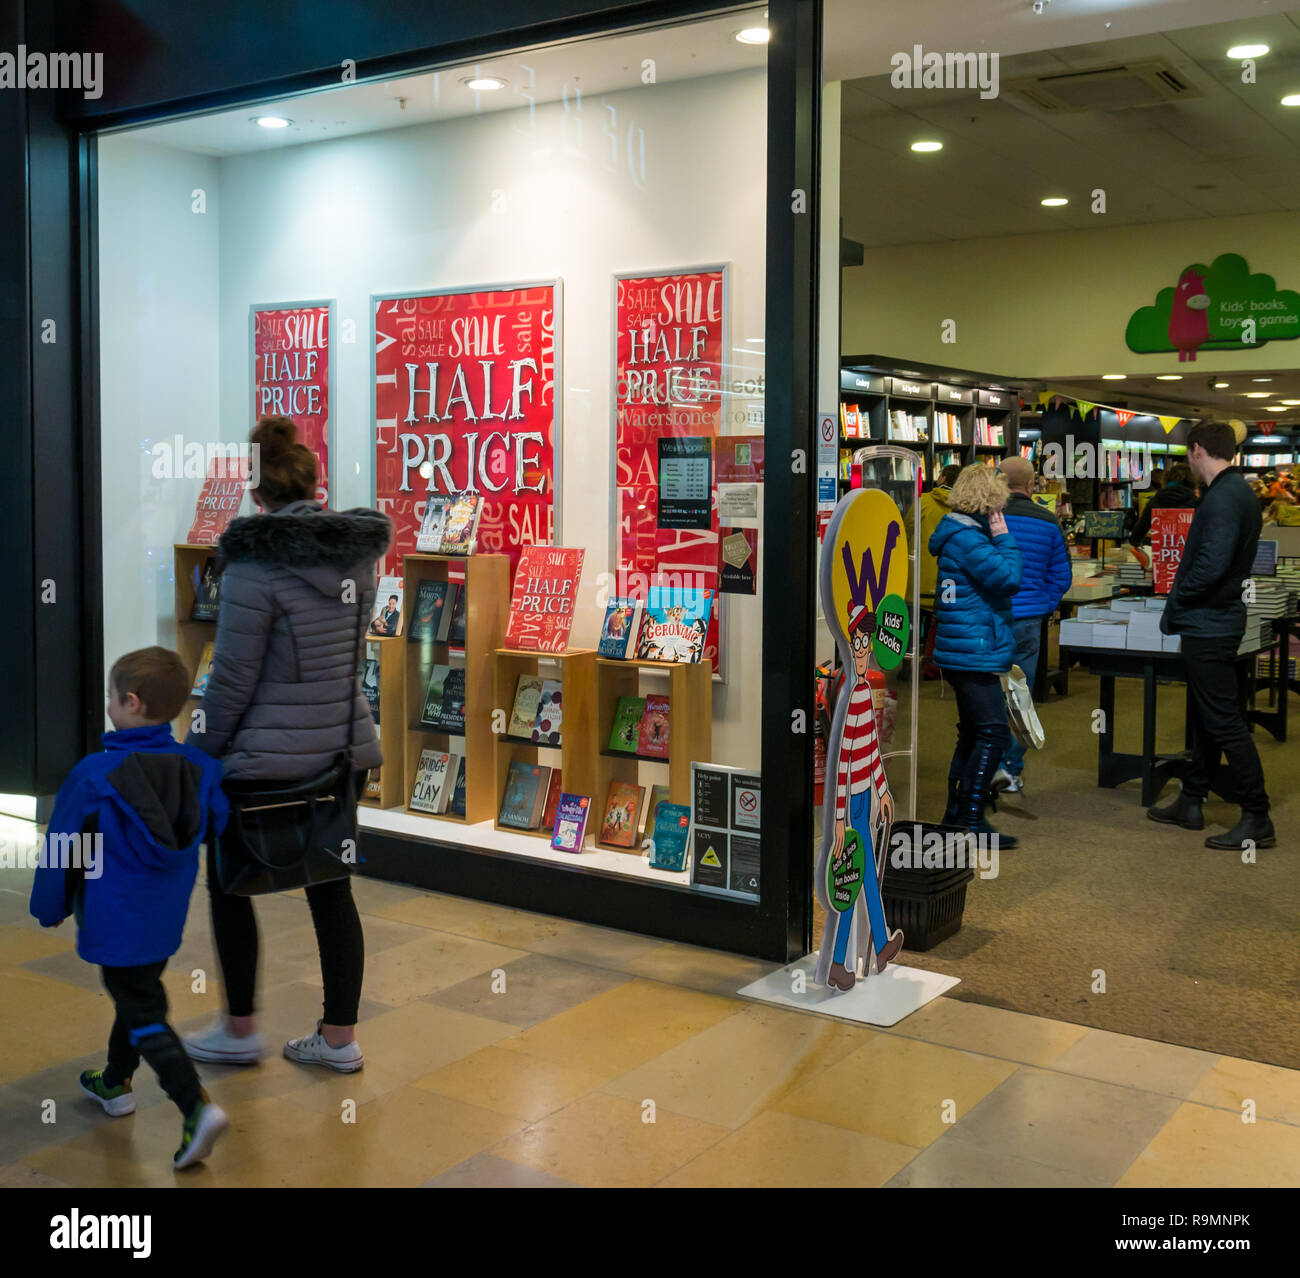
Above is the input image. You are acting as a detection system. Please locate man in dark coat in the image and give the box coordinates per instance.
[1148,421,1273,850]
[1129,462,1198,546]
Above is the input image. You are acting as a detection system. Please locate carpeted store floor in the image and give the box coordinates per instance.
[858,664,1300,1071]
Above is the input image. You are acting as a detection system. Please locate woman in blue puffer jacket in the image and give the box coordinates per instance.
[929,465,1023,847]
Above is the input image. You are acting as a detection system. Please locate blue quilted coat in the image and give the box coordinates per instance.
[929,512,1023,672]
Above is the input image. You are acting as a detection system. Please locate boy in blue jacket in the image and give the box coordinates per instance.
[30,646,231,1170]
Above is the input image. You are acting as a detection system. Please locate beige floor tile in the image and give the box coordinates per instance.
[0,972,113,1085]
[497,979,740,1078]
[528,921,681,973]
[348,874,426,915]
[887,1135,1110,1188]
[662,1109,916,1188]
[615,942,777,996]
[1118,1101,1300,1187]
[413,1045,606,1123]
[1190,1056,1300,1127]
[775,1035,1017,1148]
[161,967,223,1022]
[358,930,527,1007]
[602,1004,868,1129]
[891,996,1089,1067]
[194,1052,324,1109]
[492,1091,727,1188]
[22,1111,222,1188]
[0,1162,70,1187]
[1,923,74,964]
[371,892,577,949]
[1050,1028,1220,1099]
[218,1088,523,1187]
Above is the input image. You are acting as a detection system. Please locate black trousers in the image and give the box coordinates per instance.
[102,962,202,1115]
[205,842,365,1025]
[945,669,1010,797]
[1180,635,1270,815]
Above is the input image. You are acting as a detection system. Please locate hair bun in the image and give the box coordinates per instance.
[250,415,300,458]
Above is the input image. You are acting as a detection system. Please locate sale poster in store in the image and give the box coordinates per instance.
[615,266,727,672]
[1151,506,1195,594]
[252,303,332,506]
[374,284,557,579]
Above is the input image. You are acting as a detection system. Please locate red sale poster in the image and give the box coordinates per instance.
[615,266,727,671]
[504,545,585,652]
[252,303,332,506]
[374,284,556,579]
[1151,506,1195,594]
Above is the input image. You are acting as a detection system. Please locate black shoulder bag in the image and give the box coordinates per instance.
[214,596,368,896]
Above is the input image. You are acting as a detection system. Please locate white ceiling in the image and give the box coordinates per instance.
[1062,369,1300,428]
[839,7,1300,247]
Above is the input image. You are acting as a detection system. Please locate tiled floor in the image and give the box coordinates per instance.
[2,869,1299,1188]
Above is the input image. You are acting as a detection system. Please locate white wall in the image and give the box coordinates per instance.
[101,67,768,769]
[98,135,222,692]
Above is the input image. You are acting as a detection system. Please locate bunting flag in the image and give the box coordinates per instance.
[1036,390,1054,408]
[1075,400,1096,419]
[1114,409,1135,428]
[1158,415,1180,435]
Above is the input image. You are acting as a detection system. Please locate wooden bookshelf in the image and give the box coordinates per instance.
[359,635,405,809]
[491,647,596,841]
[593,656,711,852]
[402,552,508,823]
[173,544,220,740]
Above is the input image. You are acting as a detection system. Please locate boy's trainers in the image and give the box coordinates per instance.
[78,1069,135,1116]
[173,1091,229,1170]
[991,768,1023,795]
[182,1019,266,1065]
[284,1021,364,1073]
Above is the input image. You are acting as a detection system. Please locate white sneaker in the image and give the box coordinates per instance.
[182,1019,266,1065]
[991,768,1023,795]
[284,1021,364,1073]
[173,1097,229,1170]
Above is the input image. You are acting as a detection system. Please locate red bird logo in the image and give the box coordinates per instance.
[1169,267,1211,361]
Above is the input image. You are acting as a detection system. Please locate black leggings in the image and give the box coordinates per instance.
[206,842,365,1025]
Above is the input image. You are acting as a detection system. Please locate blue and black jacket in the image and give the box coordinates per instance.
[30,724,228,967]
[929,512,1023,672]
[1002,492,1072,620]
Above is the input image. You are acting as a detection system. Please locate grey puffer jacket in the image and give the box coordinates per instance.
[187,502,391,781]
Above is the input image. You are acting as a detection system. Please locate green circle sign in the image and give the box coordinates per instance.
[828,828,866,913]
[872,593,910,670]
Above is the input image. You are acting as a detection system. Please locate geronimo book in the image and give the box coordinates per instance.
[634,587,714,663]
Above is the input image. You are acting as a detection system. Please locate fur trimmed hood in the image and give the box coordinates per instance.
[220,503,392,570]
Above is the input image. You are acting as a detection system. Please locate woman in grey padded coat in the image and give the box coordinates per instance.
[184,417,390,1074]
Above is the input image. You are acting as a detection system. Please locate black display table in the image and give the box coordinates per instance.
[1247,613,1297,744]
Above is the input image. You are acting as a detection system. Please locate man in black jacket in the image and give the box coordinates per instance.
[1129,462,1197,546]
[1148,421,1273,850]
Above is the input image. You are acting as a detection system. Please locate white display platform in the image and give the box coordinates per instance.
[737,953,959,1027]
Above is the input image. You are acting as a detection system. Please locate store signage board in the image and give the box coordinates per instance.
[817,410,837,544]
[1151,507,1195,594]
[1083,509,1126,541]
[613,265,729,673]
[251,301,333,506]
[1126,252,1300,360]
[689,762,760,899]
[372,282,558,579]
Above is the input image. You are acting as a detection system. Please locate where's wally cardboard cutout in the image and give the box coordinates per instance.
[814,486,910,992]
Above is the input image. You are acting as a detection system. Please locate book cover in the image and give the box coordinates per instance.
[597,597,643,660]
[550,793,590,853]
[422,665,466,733]
[189,557,222,621]
[360,657,381,723]
[503,545,585,652]
[437,583,461,643]
[635,587,714,663]
[531,680,562,746]
[636,694,670,759]
[500,760,547,829]
[438,752,460,814]
[648,802,691,872]
[449,756,467,817]
[599,782,644,848]
[364,767,382,800]
[186,459,248,545]
[641,783,671,839]
[540,768,563,832]
[410,748,452,814]
[191,642,215,697]
[440,494,483,555]
[370,576,404,637]
[507,675,545,739]
[608,696,646,753]
[416,495,450,554]
[408,579,449,643]
[447,583,468,646]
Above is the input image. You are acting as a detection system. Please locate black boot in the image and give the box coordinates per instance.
[1147,789,1204,830]
[941,775,962,826]
[960,742,1018,850]
[1205,811,1276,851]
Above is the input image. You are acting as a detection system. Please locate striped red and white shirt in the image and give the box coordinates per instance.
[835,682,888,820]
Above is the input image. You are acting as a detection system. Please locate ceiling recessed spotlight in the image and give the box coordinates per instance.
[1228,44,1270,59]
[463,76,506,91]
[1265,406,1289,413]
[735,26,770,44]
[911,140,943,153]
[254,116,291,129]
[1213,381,1230,388]
[1102,373,1126,380]
[1252,377,1273,382]
[1041,196,1068,207]
[1244,391,1272,398]
[1282,93,1300,107]
[1283,400,1300,406]
[1156,375,1182,381]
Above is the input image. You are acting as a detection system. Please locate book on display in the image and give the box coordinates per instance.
[439,494,483,555]
[636,694,670,759]
[191,642,215,697]
[503,545,585,652]
[647,802,691,872]
[369,577,404,637]
[599,782,644,848]
[597,597,644,660]
[190,557,222,621]
[410,749,456,814]
[499,760,550,829]
[408,580,450,643]
[415,496,451,553]
[530,680,562,746]
[551,793,591,852]
[507,675,545,739]
[635,587,714,663]
[608,696,646,753]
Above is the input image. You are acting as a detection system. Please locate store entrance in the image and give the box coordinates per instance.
[828,5,1300,1068]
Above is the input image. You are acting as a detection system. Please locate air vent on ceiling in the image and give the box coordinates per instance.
[1005,59,1200,113]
